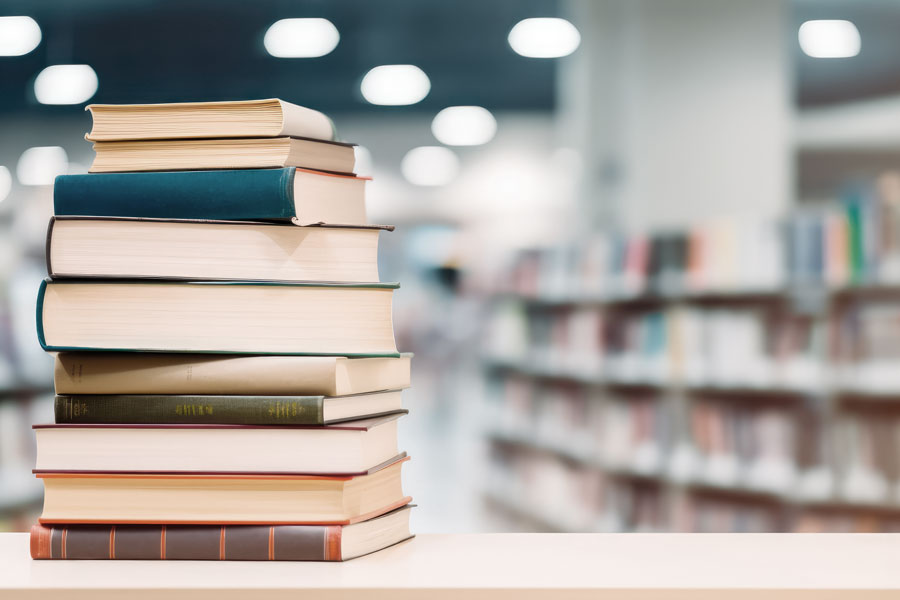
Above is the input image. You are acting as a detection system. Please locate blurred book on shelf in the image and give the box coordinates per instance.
[835,300,900,393]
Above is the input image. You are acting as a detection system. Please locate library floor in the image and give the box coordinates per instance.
[2,532,897,598]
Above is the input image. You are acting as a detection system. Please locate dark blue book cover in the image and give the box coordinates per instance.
[54,168,296,221]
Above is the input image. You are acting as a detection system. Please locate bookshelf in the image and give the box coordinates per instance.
[476,208,900,533]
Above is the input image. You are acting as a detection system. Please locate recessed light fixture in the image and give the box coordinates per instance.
[0,16,41,56]
[17,146,68,186]
[508,17,581,58]
[0,167,11,203]
[798,20,860,58]
[34,65,99,105]
[432,106,497,146]
[264,18,340,58]
[401,146,460,186]
[360,65,430,106]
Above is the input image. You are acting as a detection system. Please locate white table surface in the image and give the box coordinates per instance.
[1,532,898,599]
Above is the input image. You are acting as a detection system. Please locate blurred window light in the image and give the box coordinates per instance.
[0,16,41,56]
[0,167,11,203]
[401,146,459,186]
[264,18,339,58]
[17,146,68,186]
[34,64,98,105]
[798,20,860,58]
[508,18,581,58]
[361,65,430,106]
[432,106,497,146]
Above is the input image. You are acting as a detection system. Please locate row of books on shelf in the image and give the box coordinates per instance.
[487,303,824,391]
[27,99,415,561]
[491,219,785,301]
[485,444,665,533]
[486,436,900,533]
[483,173,900,301]
[487,299,900,394]
[485,376,900,507]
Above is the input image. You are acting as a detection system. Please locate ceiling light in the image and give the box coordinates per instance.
[17,146,68,186]
[401,146,459,186]
[360,65,430,106]
[508,18,581,58]
[431,106,497,146]
[264,18,339,58]
[0,167,11,203]
[0,16,41,56]
[34,65,99,105]
[798,20,860,58]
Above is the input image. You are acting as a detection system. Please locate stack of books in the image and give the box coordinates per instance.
[29,99,414,561]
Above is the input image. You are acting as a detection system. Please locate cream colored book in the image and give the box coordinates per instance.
[37,457,410,525]
[89,137,356,174]
[38,280,399,356]
[85,98,336,141]
[54,353,412,396]
[47,218,390,282]
[34,415,404,474]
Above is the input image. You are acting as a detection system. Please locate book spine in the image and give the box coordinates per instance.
[54,394,325,425]
[31,523,342,561]
[53,169,296,221]
[54,353,339,396]
[35,279,48,351]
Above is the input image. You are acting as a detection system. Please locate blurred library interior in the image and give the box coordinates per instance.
[2,0,900,534]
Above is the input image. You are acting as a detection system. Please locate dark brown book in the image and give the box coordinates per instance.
[31,506,413,561]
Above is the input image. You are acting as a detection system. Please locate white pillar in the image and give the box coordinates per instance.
[559,0,793,232]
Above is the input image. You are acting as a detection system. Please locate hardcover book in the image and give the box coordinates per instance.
[36,456,410,525]
[46,217,390,283]
[54,390,406,425]
[89,137,356,174]
[85,99,336,142]
[37,279,399,356]
[34,414,404,474]
[31,505,413,561]
[53,168,369,226]
[53,353,412,396]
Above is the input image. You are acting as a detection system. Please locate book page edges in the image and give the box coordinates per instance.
[278,100,336,142]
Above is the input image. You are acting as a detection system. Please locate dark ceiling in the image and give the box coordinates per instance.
[0,0,559,115]
[1,0,899,117]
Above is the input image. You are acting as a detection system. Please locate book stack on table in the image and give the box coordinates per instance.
[29,99,414,562]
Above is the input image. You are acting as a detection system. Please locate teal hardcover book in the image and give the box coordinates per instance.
[53,168,368,225]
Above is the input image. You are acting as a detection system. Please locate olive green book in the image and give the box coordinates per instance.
[54,390,406,425]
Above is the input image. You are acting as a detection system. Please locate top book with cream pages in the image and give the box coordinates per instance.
[84,98,337,142]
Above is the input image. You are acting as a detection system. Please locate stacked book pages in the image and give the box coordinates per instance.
[30,99,414,562]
